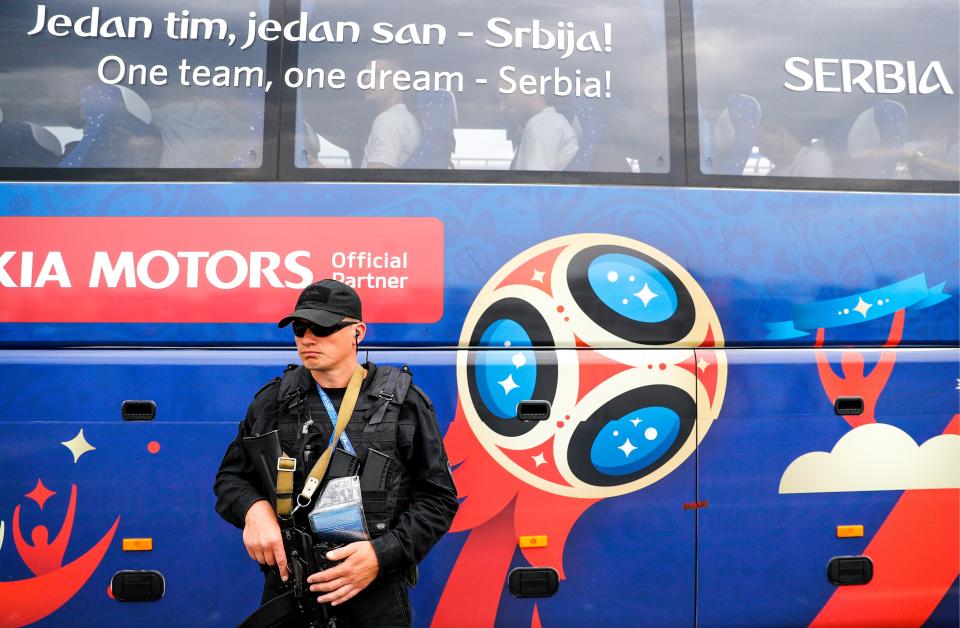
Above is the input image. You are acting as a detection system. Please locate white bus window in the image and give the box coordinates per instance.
[291,0,671,175]
[0,1,272,169]
[693,0,959,182]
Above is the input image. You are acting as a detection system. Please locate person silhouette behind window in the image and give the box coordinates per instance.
[360,57,421,169]
[756,109,833,178]
[498,67,579,172]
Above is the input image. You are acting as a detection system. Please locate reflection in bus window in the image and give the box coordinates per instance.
[59,84,163,169]
[694,0,959,181]
[293,0,671,174]
[0,111,63,168]
[0,0,271,169]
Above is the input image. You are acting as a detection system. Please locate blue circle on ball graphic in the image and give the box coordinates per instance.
[590,407,681,475]
[587,254,678,323]
[476,319,537,419]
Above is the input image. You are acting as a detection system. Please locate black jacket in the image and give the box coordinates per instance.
[214,362,458,578]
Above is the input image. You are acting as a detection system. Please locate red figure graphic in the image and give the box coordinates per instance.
[814,308,904,428]
[12,484,78,576]
[0,519,119,627]
[811,308,959,625]
[812,416,959,627]
[1,480,120,627]
[433,404,598,627]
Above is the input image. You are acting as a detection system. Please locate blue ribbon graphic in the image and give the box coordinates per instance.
[766,274,951,340]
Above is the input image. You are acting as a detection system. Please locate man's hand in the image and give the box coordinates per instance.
[307,541,380,606]
[242,500,288,582]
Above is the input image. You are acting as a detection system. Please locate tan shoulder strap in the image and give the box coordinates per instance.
[275,453,297,517]
[275,365,365,517]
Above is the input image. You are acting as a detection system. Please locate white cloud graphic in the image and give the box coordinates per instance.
[779,423,960,494]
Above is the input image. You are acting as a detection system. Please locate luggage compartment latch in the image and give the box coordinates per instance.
[122,400,157,421]
[508,567,559,598]
[827,556,873,586]
[834,397,864,416]
[111,570,165,601]
[517,400,551,421]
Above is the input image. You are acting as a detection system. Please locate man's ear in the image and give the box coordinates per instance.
[354,323,367,344]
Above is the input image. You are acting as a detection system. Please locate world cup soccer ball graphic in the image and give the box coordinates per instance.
[456,234,726,499]
[435,234,727,624]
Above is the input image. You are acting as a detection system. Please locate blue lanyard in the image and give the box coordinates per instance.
[315,384,356,456]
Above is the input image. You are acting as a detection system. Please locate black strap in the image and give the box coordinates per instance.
[277,365,306,411]
[249,366,306,437]
[271,364,412,435]
[239,589,334,628]
[363,367,411,434]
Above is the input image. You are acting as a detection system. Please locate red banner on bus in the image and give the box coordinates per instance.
[0,217,444,323]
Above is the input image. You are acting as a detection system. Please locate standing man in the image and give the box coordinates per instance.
[215,279,458,626]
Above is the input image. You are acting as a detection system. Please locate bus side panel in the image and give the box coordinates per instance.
[0,352,298,626]
[697,348,959,627]
[0,183,956,349]
[677,187,960,350]
[0,348,700,626]
[369,350,697,628]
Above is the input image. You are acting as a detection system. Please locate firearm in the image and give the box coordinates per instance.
[280,525,338,627]
[241,430,341,628]
[239,524,340,628]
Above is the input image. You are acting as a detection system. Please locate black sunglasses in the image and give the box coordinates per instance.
[291,320,357,338]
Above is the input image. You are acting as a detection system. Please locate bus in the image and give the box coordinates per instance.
[0,0,957,626]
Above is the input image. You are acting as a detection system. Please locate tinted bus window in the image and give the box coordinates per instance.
[693,0,959,182]
[290,0,671,175]
[0,1,272,169]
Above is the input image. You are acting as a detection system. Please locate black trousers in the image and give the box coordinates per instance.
[260,570,412,628]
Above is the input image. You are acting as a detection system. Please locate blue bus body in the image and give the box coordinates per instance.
[0,183,956,626]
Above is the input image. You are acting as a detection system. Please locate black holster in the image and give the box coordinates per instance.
[242,430,283,507]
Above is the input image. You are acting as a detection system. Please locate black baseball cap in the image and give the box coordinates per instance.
[277,279,362,328]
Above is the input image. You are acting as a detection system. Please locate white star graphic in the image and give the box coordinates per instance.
[61,428,96,463]
[0,520,4,553]
[629,418,642,427]
[697,358,710,373]
[531,269,545,283]
[498,374,520,395]
[532,453,547,467]
[634,283,658,307]
[618,438,638,457]
[852,297,873,318]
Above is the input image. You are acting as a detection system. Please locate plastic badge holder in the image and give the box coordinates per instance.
[308,476,370,543]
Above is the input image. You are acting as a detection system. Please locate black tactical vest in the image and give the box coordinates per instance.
[250,363,413,539]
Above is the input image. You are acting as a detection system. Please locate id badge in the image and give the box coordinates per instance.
[308,476,370,543]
